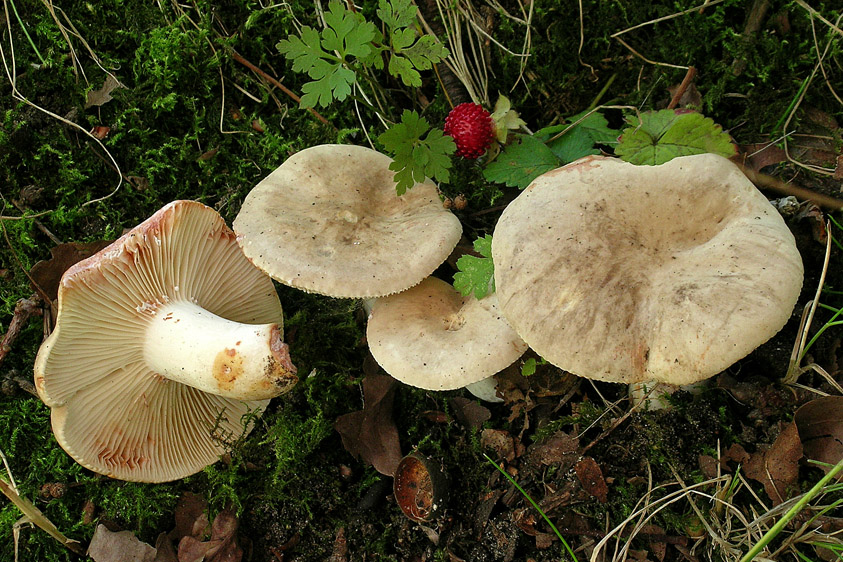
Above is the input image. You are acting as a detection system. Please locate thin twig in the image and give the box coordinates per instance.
[229,50,335,130]
[667,66,697,109]
[611,0,728,38]
[1,0,124,205]
[793,0,843,37]
[0,210,52,304]
[738,165,843,210]
[581,402,638,455]
[0,296,42,367]
[611,0,727,68]
[8,199,61,245]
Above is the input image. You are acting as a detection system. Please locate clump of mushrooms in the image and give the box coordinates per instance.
[34,201,297,482]
[492,153,804,392]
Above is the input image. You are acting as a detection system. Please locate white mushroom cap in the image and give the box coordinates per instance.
[492,154,804,386]
[33,201,297,482]
[233,144,462,298]
[367,277,528,390]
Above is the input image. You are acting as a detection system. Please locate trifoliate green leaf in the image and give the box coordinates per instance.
[615,109,737,165]
[490,95,527,143]
[535,110,618,164]
[483,135,559,189]
[454,235,495,299]
[378,110,456,195]
[276,1,377,108]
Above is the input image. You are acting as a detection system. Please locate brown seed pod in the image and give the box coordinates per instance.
[393,452,448,523]
[40,483,66,499]
[453,194,468,211]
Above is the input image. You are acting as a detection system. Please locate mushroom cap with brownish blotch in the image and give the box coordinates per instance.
[492,154,804,385]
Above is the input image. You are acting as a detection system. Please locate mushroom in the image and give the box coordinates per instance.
[233,144,462,298]
[492,153,804,386]
[366,277,528,392]
[34,200,297,482]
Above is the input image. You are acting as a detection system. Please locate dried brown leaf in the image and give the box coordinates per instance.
[334,373,402,476]
[640,524,667,562]
[177,507,241,562]
[153,533,178,562]
[88,524,156,562]
[534,532,554,550]
[450,397,491,431]
[698,454,718,479]
[739,143,788,171]
[29,241,113,301]
[794,396,843,473]
[744,422,803,504]
[85,75,124,108]
[481,429,517,462]
[177,536,213,562]
[575,457,608,503]
[170,493,209,543]
[526,431,579,469]
[667,82,702,109]
[328,527,348,562]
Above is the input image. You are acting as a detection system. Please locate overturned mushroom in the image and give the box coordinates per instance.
[233,144,462,298]
[492,154,804,386]
[367,277,528,391]
[34,201,297,482]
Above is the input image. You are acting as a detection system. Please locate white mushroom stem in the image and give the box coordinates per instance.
[143,300,297,401]
[628,380,708,411]
[465,376,504,403]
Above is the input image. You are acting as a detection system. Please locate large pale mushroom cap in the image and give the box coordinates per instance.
[233,144,462,298]
[34,201,296,482]
[492,154,804,386]
[367,277,528,390]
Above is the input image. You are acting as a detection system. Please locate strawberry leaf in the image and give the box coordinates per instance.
[378,110,456,195]
[380,0,448,87]
[277,1,376,108]
[615,109,737,165]
[535,110,618,164]
[454,235,495,299]
[483,135,559,189]
[377,0,416,29]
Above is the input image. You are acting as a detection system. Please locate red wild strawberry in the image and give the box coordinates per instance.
[443,103,495,159]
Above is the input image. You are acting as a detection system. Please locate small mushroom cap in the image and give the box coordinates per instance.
[367,277,528,390]
[233,144,462,298]
[492,154,804,386]
[34,201,286,482]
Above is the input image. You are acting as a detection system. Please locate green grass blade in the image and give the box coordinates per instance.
[740,455,843,562]
[484,453,580,562]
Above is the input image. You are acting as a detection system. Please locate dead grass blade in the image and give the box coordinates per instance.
[1,0,124,206]
[610,0,728,69]
[0,448,85,556]
[785,219,843,395]
[777,8,842,176]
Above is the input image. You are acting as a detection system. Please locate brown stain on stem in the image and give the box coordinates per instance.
[213,348,244,391]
